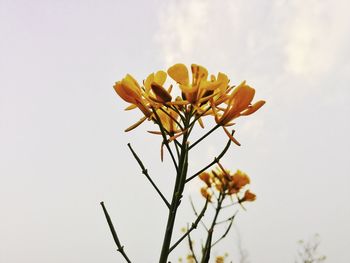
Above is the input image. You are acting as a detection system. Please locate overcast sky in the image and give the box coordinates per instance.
[1,0,349,262]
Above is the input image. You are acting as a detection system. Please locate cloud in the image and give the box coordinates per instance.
[283,0,349,77]
[155,0,349,80]
[155,0,210,66]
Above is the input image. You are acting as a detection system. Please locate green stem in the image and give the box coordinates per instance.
[158,142,188,263]
[201,193,224,263]
[188,231,199,263]
[189,124,220,150]
[127,143,170,209]
[158,112,192,263]
[160,106,184,131]
[211,211,237,247]
[169,199,208,253]
[100,202,132,263]
[152,107,179,171]
[186,131,234,183]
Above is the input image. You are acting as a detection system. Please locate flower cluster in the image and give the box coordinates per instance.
[199,166,256,203]
[113,63,265,144]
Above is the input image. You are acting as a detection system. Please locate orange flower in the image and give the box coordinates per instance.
[199,172,211,187]
[200,187,212,202]
[214,81,265,126]
[240,190,256,202]
[232,170,250,189]
[199,166,252,198]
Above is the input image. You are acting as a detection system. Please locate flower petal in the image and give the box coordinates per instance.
[240,100,266,116]
[154,70,167,86]
[167,63,189,85]
[124,116,147,132]
[113,81,137,103]
[144,73,154,92]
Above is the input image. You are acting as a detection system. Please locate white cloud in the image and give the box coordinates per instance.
[155,0,210,65]
[155,0,350,80]
[283,0,349,77]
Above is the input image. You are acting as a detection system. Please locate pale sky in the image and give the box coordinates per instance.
[1,0,349,262]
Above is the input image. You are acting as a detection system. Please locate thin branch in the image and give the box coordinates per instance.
[215,212,237,225]
[201,228,213,263]
[221,201,239,209]
[188,106,212,128]
[152,107,179,171]
[201,193,224,263]
[185,130,235,183]
[188,230,199,263]
[159,106,184,131]
[190,196,208,231]
[174,137,181,159]
[127,143,170,209]
[169,104,186,124]
[151,120,182,148]
[189,124,220,150]
[211,211,237,247]
[169,199,209,253]
[100,202,132,263]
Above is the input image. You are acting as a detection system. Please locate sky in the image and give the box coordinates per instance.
[1,0,349,262]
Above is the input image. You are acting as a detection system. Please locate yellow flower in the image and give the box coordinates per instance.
[214,81,265,126]
[199,166,252,197]
[114,74,142,104]
[167,63,222,105]
[113,74,152,117]
[114,63,265,135]
[186,254,196,263]
[215,256,225,263]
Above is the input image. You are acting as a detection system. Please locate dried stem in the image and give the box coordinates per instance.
[100,202,132,263]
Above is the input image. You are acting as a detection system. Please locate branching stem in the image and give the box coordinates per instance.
[127,143,170,209]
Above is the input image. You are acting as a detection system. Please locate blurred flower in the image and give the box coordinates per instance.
[240,190,256,202]
[215,256,225,263]
[199,166,255,202]
[199,172,211,187]
[186,254,196,263]
[200,187,212,202]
